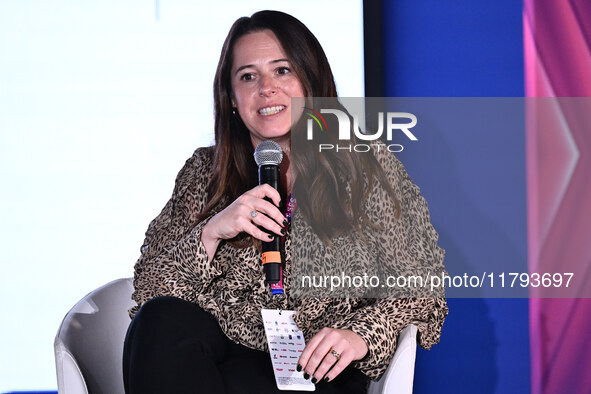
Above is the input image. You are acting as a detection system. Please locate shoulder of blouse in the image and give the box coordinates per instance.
[170,146,215,198]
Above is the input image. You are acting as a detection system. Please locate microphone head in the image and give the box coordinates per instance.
[254,140,283,166]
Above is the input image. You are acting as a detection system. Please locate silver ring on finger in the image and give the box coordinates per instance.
[250,210,258,218]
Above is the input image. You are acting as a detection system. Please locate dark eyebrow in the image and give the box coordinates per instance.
[234,58,290,76]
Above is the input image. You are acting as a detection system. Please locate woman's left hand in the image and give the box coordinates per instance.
[297,328,368,383]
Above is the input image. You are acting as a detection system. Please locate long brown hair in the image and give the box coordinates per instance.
[199,10,399,243]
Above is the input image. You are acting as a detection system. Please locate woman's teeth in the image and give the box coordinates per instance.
[259,106,285,116]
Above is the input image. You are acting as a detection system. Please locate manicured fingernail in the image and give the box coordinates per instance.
[324,376,330,383]
[281,228,286,235]
[268,234,274,239]
[304,372,310,380]
[311,377,317,384]
[283,219,288,226]
[296,364,302,372]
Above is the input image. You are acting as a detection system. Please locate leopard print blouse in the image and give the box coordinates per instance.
[130,146,448,380]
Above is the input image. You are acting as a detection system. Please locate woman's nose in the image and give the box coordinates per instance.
[259,75,277,96]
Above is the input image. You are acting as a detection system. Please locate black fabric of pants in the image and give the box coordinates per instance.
[123,296,369,394]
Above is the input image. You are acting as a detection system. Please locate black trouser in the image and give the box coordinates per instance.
[123,296,368,394]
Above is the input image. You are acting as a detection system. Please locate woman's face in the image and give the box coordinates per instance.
[231,29,305,148]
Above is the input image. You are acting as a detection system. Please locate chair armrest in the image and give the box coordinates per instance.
[54,338,89,394]
[367,324,418,394]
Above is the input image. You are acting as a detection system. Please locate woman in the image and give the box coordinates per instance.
[123,10,447,394]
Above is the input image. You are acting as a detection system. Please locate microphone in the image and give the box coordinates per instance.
[254,141,283,286]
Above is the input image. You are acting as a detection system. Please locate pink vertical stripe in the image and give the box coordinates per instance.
[525,0,591,393]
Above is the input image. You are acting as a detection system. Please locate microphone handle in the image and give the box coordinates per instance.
[259,164,282,283]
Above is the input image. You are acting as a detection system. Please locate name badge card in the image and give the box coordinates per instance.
[261,309,315,391]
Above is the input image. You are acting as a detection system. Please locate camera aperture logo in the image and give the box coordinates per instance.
[304,107,329,132]
[305,107,418,153]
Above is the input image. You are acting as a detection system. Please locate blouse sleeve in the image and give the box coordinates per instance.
[129,148,223,318]
[332,146,448,380]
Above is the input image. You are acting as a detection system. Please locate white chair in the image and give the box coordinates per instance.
[54,278,135,394]
[54,278,417,394]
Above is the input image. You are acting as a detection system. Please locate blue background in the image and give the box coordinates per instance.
[382,0,530,392]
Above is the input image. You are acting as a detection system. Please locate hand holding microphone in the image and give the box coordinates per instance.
[200,141,286,266]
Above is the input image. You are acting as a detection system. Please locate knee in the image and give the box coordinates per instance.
[126,296,229,359]
[135,296,182,321]
[130,296,193,341]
